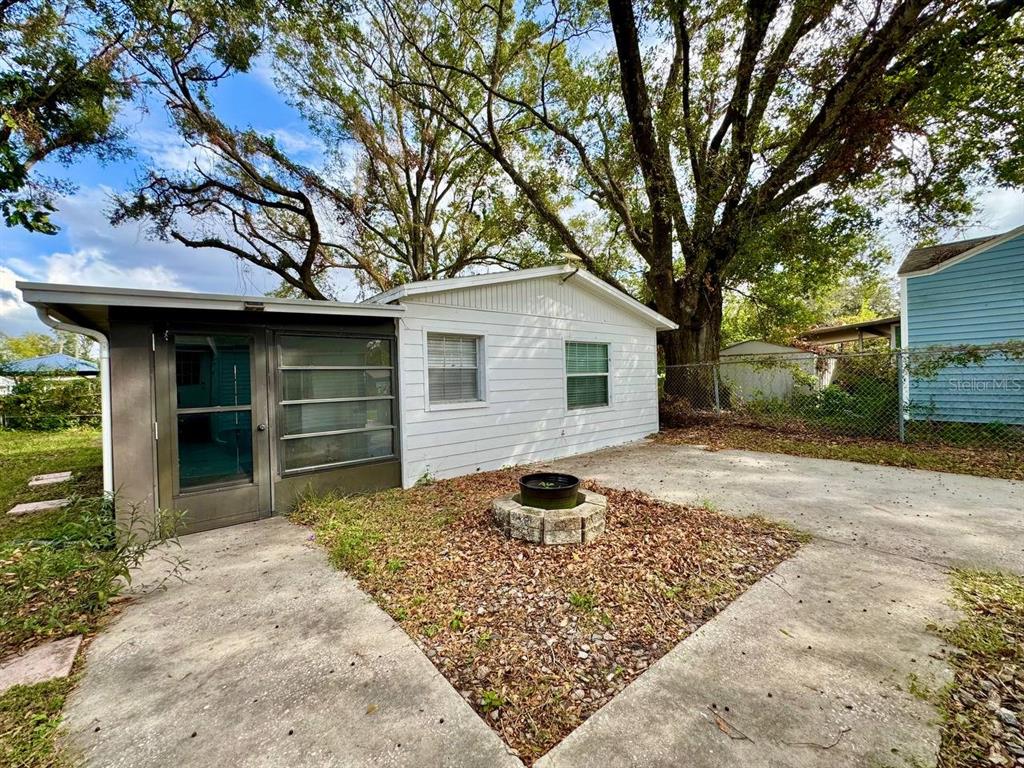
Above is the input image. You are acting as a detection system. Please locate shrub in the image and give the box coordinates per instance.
[1,497,184,655]
[0,377,100,431]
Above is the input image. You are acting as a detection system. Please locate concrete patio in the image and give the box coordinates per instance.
[536,440,1024,767]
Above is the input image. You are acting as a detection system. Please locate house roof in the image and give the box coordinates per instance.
[18,282,404,333]
[897,225,1024,275]
[363,265,679,331]
[798,315,900,345]
[3,353,99,376]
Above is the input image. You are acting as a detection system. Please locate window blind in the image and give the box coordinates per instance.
[566,342,609,409]
[427,333,481,403]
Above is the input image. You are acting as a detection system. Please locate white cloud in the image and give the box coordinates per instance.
[0,249,189,334]
[0,185,283,336]
[40,248,185,290]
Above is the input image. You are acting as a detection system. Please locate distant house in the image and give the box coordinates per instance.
[0,376,13,396]
[898,225,1024,426]
[799,316,901,350]
[719,341,833,401]
[3,353,99,378]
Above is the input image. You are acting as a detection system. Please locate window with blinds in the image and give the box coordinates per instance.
[277,335,395,472]
[566,341,609,409]
[427,333,482,404]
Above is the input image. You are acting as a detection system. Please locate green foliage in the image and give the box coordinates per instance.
[567,590,596,612]
[479,689,505,712]
[1,494,184,654]
[0,377,100,430]
[1,0,134,233]
[0,675,72,768]
[0,330,95,364]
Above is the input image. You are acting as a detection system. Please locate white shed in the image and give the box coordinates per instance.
[718,340,823,402]
[367,266,677,487]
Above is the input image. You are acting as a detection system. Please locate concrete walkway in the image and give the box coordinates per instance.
[63,518,520,768]
[536,441,1024,768]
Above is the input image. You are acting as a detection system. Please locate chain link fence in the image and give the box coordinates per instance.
[661,345,1024,450]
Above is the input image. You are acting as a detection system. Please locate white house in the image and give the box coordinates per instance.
[19,266,676,533]
[366,267,674,487]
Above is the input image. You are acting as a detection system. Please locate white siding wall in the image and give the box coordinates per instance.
[396,275,660,486]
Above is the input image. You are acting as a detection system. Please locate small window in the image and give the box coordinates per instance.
[566,341,609,409]
[427,333,482,404]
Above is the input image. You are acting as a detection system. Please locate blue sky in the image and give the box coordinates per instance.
[1,63,1023,337]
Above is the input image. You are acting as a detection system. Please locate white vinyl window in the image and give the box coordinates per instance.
[427,333,483,405]
[565,341,609,409]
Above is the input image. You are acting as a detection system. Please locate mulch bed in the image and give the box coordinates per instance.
[294,469,803,763]
[655,423,1024,481]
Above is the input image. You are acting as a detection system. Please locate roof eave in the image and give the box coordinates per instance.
[18,282,405,318]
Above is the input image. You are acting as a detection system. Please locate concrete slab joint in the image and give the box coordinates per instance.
[492,489,607,545]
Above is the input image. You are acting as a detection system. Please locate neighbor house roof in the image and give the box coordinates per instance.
[798,315,900,345]
[18,282,404,333]
[364,265,679,331]
[3,353,98,376]
[897,225,1024,275]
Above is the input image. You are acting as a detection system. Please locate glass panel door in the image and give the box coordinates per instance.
[174,335,255,491]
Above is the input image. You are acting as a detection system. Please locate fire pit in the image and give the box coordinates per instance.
[493,473,606,546]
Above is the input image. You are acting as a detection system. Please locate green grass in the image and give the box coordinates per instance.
[932,570,1024,767]
[290,484,458,575]
[0,428,103,544]
[0,429,102,768]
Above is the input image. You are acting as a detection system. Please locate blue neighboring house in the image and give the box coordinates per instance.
[898,225,1024,426]
[2,353,99,377]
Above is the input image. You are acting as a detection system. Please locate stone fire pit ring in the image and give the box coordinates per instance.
[493,488,607,546]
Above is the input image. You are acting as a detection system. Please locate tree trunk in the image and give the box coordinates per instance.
[657,270,724,405]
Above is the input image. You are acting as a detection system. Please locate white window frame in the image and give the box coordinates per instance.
[423,330,488,411]
[563,338,613,412]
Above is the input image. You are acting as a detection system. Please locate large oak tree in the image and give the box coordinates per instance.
[359,0,1023,365]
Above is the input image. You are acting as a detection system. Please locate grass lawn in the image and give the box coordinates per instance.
[293,469,805,763]
[930,571,1024,768]
[657,424,1023,481]
[0,428,102,768]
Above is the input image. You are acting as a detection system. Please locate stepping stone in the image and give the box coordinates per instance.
[7,498,69,517]
[0,636,82,695]
[28,471,73,487]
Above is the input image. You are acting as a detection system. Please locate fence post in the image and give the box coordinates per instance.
[712,363,721,413]
[896,349,906,443]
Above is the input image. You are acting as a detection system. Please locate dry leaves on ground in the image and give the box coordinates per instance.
[294,470,803,763]
[655,423,1024,481]
[935,571,1024,768]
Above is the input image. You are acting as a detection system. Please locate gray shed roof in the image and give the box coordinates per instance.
[897,234,1002,275]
